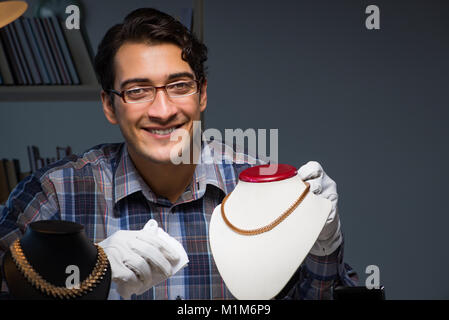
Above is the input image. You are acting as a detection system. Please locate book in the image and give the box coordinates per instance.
[31,146,45,171]
[22,18,51,85]
[20,171,31,181]
[62,27,98,85]
[56,146,72,160]
[42,17,71,85]
[32,17,61,84]
[79,21,95,66]
[0,161,10,204]
[9,21,32,84]
[0,25,26,84]
[192,1,203,41]
[13,159,21,185]
[2,159,18,192]
[45,157,56,165]
[0,38,14,84]
[49,16,80,85]
[13,19,42,84]
[27,145,36,173]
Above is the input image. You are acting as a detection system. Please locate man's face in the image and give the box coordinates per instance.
[102,42,207,164]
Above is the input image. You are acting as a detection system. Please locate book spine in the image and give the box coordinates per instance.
[79,22,95,65]
[27,145,36,173]
[13,159,21,185]
[0,38,14,84]
[19,171,31,181]
[31,146,44,171]
[49,16,80,85]
[13,19,43,85]
[4,160,18,192]
[22,18,51,85]
[2,160,10,193]
[42,17,71,85]
[0,160,9,204]
[9,22,32,84]
[62,27,98,85]
[35,18,62,85]
[1,25,25,84]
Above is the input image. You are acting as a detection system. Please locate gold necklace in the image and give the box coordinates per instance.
[221,181,310,235]
[9,239,109,299]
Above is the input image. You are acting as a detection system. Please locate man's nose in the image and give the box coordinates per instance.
[146,88,177,121]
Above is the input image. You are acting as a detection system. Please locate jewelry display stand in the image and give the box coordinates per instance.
[209,164,332,300]
[2,220,111,300]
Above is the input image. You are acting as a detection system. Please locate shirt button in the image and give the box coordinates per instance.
[176,295,183,300]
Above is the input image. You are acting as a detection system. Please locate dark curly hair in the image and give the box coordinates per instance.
[94,8,208,99]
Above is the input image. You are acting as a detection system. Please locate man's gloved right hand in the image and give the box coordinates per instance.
[98,219,187,299]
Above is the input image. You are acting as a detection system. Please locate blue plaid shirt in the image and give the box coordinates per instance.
[0,140,357,299]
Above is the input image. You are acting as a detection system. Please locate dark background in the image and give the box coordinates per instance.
[0,0,448,299]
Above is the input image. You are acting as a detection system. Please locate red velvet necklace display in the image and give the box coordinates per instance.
[239,164,298,183]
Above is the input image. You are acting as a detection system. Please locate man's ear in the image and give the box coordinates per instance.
[101,90,118,124]
[199,79,207,113]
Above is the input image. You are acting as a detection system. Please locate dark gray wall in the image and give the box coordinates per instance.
[203,0,449,300]
[1,0,448,299]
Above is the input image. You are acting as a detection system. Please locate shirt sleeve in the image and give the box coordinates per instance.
[0,172,61,260]
[280,233,359,300]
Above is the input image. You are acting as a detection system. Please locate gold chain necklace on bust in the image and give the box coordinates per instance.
[221,181,310,236]
[9,239,109,299]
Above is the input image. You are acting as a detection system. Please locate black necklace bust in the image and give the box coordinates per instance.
[2,220,111,300]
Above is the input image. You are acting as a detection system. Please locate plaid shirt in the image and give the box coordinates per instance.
[0,140,357,299]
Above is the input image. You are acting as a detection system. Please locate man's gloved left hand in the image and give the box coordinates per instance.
[298,161,343,256]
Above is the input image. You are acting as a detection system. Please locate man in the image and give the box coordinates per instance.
[0,8,357,299]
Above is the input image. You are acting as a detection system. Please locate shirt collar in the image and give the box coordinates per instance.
[191,141,228,199]
[113,141,229,206]
[113,144,154,204]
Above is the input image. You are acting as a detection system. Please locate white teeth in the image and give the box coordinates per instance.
[148,127,177,135]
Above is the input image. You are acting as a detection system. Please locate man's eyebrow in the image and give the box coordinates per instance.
[119,78,150,89]
[119,72,195,89]
[166,72,195,81]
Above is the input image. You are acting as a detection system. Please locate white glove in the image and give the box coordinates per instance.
[98,219,189,299]
[298,161,343,256]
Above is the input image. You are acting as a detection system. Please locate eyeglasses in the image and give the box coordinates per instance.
[107,80,199,104]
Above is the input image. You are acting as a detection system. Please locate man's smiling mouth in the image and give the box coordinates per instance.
[143,124,184,136]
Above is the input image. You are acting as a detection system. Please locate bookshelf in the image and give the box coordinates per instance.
[0,1,204,102]
[0,18,101,102]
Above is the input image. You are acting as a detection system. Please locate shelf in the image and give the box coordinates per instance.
[0,84,101,101]
[0,16,99,102]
